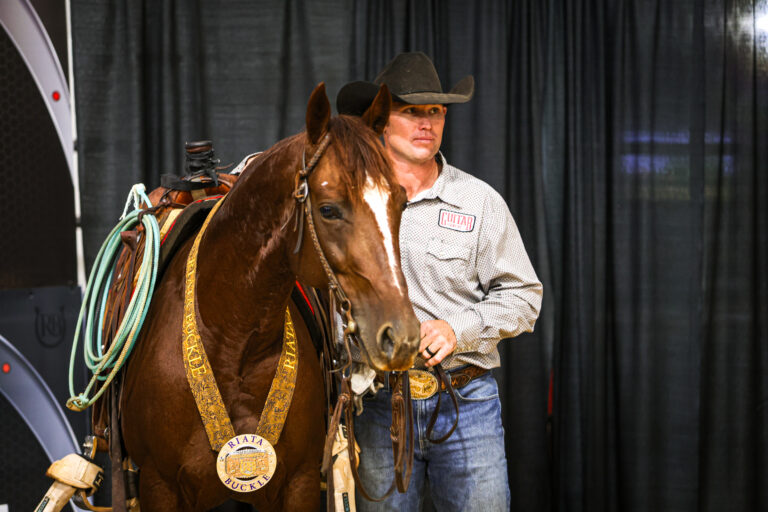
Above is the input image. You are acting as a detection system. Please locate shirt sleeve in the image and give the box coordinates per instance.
[445,191,543,355]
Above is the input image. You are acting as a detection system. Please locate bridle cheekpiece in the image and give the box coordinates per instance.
[292,134,358,360]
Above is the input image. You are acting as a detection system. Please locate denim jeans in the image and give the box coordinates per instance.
[353,371,510,512]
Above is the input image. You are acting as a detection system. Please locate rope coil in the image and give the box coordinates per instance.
[67,184,160,412]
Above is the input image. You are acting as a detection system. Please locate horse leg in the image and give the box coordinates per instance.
[281,462,321,512]
[137,463,184,512]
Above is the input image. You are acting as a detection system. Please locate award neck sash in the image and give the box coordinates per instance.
[182,198,299,451]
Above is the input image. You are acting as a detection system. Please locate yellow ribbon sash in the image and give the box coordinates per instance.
[182,198,299,451]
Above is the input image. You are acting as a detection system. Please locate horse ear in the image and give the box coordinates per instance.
[306,83,331,144]
[361,84,392,135]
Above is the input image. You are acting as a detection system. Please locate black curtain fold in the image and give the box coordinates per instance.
[74,0,355,263]
[697,1,768,509]
[71,1,767,510]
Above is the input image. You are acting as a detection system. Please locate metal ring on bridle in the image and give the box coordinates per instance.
[294,181,308,202]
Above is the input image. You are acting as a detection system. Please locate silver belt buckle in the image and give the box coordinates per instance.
[408,369,438,400]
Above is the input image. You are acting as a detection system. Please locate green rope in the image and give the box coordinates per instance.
[67,184,160,412]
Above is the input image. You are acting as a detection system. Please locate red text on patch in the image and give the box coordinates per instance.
[438,210,475,232]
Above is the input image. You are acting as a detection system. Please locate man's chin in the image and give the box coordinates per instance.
[406,147,439,162]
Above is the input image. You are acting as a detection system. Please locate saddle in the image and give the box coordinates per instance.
[91,168,237,439]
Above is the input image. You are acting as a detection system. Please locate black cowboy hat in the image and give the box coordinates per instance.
[337,51,474,116]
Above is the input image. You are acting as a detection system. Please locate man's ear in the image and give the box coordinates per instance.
[361,84,392,135]
[306,82,331,144]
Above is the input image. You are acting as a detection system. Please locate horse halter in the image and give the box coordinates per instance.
[292,134,358,349]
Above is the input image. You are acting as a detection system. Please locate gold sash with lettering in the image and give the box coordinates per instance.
[182,198,299,451]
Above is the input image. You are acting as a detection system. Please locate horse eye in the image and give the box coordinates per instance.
[319,205,342,220]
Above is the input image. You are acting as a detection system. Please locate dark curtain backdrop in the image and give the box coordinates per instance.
[71,1,767,511]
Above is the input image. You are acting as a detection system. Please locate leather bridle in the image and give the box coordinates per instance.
[291,133,458,507]
[293,134,358,350]
[291,133,416,503]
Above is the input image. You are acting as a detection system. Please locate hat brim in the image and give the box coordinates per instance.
[336,76,474,116]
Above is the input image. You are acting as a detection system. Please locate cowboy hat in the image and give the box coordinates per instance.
[337,51,474,116]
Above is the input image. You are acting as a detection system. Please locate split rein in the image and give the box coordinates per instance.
[293,135,459,503]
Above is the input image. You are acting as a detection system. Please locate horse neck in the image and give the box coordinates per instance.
[194,137,302,356]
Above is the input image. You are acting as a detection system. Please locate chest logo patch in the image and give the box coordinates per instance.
[438,209,476,232]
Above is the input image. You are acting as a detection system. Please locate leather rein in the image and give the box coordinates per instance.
[292,134,459,505]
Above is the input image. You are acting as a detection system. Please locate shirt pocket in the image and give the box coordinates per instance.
[425,238,472,291]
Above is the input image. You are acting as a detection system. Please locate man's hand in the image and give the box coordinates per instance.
[419,320,457,367]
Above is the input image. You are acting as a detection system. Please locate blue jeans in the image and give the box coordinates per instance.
[353,371,510,512]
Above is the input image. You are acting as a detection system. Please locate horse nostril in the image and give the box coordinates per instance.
[378,325,396,359]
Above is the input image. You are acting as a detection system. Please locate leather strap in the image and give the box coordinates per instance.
[425,365,491,444]
[425,364,459,444]
[160,174,212,191]
[110,383,128,512]
[344,372,414,502]
[391,373,414,492]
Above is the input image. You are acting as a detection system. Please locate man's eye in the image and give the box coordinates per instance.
[319,205,342,220]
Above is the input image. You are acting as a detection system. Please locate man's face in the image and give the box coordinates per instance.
[383,103,447,166]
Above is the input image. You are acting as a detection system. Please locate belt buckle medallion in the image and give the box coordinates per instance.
[408,369,438,400]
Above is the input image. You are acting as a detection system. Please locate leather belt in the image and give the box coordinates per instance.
[377,365,489,400]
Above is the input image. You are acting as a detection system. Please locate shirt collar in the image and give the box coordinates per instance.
[408,152,464,208]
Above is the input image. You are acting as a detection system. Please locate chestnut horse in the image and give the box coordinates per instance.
[120,83,420,511]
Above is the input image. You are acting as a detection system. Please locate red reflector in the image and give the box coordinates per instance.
[52,91,61,101]
[1,363,10,374]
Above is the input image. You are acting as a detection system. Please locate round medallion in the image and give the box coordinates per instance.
[216,434,277,493]
[408,369,439,400]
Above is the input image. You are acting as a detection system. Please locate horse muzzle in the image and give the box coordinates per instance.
[362,320,419,372]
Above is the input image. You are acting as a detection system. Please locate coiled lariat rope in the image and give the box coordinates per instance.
[67,184,160,412]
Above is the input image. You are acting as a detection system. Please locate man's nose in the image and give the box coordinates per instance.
[416,114,432,129]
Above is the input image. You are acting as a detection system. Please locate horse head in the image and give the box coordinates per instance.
[290,83,420,372]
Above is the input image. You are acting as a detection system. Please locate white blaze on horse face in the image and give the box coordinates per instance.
[363,175,403,295]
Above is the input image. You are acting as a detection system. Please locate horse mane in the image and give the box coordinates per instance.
[240,114,394,202]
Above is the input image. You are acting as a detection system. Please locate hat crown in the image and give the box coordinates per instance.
[336,52,473,116]
[374,52,443,96]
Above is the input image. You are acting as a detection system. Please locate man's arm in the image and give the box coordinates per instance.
[444,191,542,356]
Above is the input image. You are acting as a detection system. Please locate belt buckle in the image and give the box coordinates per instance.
[408,369,438,400]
